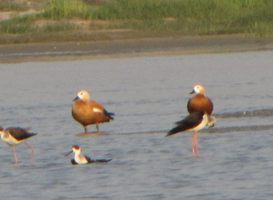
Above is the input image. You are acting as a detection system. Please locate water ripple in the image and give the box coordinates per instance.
[216,108,273,118]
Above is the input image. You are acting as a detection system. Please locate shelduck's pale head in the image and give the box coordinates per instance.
[74,90,91,101]
[190,84,206,95]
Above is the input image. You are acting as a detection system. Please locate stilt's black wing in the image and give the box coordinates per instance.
[71,159,78,165]
[87,155,112,163]
[6,127,37,140]
[93,158,112,163]
[166,112,204,136]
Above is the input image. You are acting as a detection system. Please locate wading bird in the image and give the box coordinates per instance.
[72,90,114,133]
[0,127,37,164]
[167,111,209,156]
[187,84,216,127]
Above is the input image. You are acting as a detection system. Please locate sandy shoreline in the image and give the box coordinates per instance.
[1,34,273,63]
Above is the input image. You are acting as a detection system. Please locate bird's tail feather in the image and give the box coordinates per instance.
[104,110,115,120]
[166,120,188,137]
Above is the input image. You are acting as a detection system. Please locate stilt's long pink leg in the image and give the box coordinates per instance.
[12,145,19,165]
[192,131,200,156]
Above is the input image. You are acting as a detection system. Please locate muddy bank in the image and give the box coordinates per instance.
[1,34,273,63]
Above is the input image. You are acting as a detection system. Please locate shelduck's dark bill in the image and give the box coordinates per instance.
[73,96,80,101]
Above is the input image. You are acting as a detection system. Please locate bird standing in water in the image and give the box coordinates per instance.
[187,84,216,127]
[167,84,215,156]
[72,90,114,133]
[167,111,209,156]
[0,127,37,164]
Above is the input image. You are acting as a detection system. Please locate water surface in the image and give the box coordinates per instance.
[0,51,273,199]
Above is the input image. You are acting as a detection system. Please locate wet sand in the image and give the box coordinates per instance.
[1,34,273,63]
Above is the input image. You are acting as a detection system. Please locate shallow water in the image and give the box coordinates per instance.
[0,51,273,199]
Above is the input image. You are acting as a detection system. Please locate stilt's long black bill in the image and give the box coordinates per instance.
[64,151,73,156]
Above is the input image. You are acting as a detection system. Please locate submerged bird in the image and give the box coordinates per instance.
[72,90,114,133]
[187,84,216,127]
[0,127,37,164]
[167,111,209,156]
[66,145,112,165]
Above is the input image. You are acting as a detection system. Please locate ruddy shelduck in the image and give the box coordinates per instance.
[72,90,114,133]
[187,84,216,127]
